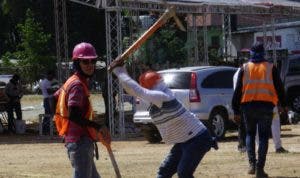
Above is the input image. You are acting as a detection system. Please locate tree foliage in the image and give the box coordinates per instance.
[1,9,54,84]
[135,25,187,69]
[0,1,107,87]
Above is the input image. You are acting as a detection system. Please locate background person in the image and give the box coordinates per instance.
[54,42,111,178]
[5,74,23,133]
[255,107,289,153]
[98,64,117,128]
[109,59,218,178]
[271,107,288,153]
[40,70,58,135]
[233,60,246,153]
[232,42,287,178]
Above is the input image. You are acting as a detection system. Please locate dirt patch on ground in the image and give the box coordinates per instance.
[0,124,300,178]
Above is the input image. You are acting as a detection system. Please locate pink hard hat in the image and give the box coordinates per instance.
[72,42,98,60]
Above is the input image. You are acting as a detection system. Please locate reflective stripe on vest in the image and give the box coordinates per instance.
[54,75,98,140]
[241,62,278,105]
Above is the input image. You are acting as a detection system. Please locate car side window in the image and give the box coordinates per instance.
[202,70,236,88]
[287,59,300,76]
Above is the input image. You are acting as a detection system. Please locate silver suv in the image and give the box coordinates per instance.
[133,66,237,143]
[280,54,300,113]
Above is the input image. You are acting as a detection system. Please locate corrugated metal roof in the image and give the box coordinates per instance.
[121,0,300,14]
[233,20,300,34]
[162,0,300,7]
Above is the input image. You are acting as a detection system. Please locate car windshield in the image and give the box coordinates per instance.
[287,58,300,75]
[160,72,191,89]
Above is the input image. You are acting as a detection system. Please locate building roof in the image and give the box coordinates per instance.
[120,0,300,15]
[234,20,300,34]
[138,0,300,6]
[69,0,300,15]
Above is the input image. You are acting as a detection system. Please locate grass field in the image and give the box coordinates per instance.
[0,95,299,178]
[0,125,299,178]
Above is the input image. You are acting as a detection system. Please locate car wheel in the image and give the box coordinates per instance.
[208,109,227,140]
[141,124,162,143]
[288,111,300,125]
[291,95,300,112]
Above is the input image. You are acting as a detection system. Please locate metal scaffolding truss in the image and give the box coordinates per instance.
[186,15,198,65]
[222,14,232,62]
[54,0,69,83]
[55,0,300,139]
[105,6,125,138]
[186,14,208,66]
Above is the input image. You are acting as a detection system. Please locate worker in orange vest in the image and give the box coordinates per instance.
[232,42,287,178]
[54,42,111,178]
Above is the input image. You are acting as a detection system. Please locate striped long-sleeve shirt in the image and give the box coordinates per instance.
[113,67,207,144]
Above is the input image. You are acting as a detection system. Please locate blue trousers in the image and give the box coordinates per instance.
[242,107,272,169]
[157,130,212,178]
[65,137,100,178]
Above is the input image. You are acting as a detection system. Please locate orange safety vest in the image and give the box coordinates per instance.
[241,62,278,105]
[54,74,100,141]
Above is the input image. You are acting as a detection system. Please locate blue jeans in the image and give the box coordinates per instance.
[65,136,100,178]
[242,107,272,169]
[157,130,212,178]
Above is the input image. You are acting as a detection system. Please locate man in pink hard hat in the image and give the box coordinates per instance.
[54,42,111,178]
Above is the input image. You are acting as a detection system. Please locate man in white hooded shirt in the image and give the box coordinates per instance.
[40,70,58,134]
[110,60,218,178]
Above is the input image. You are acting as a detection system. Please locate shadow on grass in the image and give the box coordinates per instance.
[271,177,300,178]
[218,135,238,143]
[0,132,63,144]
[217,133,300,143]
[0,131,148,145]
[280,134,300,138]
